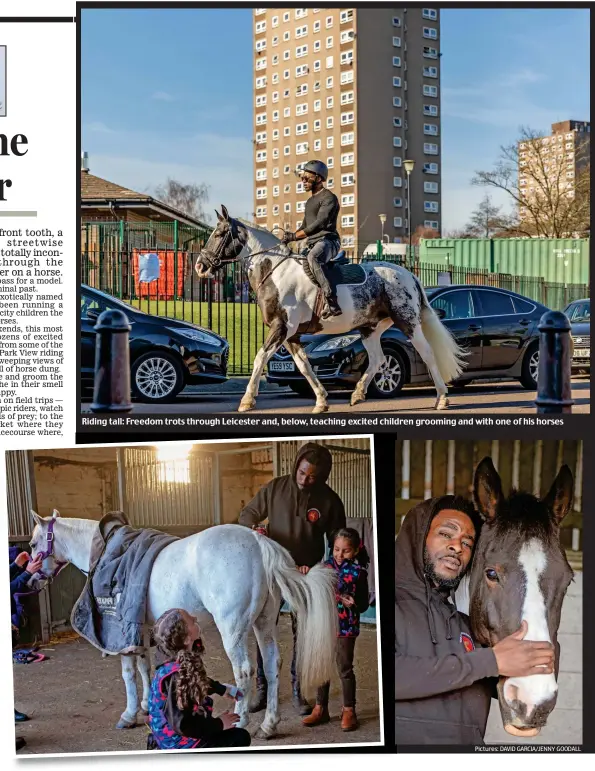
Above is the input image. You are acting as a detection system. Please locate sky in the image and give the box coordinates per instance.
[81,6,590,234]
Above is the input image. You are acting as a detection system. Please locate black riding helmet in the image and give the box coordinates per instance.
[302,159,328,181]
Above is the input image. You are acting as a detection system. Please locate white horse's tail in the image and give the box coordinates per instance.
[253,532,338,694]
[420,301,467,383]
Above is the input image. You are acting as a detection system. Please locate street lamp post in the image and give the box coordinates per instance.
[379,213,386,242]
[404,159,415,267]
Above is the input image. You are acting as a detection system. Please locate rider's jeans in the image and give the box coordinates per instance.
[306,237,340,298]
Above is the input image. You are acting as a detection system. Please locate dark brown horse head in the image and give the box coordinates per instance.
[469,457,574,737]
[195,205,247,278]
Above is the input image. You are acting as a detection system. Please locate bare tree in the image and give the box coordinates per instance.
[154,178,211,223]
[464,194,507,238]
[471,126,590,238]
[404,224,440,245]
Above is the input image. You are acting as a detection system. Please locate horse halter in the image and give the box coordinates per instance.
[35,518,67,581]
[200,218,245,270]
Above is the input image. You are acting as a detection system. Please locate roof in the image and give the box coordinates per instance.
[80,171,211,229]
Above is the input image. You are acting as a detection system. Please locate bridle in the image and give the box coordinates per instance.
[35,518,68,581]
[13,520,71,611]
[198,217,306,291]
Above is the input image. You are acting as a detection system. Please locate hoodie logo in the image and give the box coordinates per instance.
[306,508,321,523]
[460,632,475,653]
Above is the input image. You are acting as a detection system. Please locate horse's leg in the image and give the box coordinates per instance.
[239,318,287,412]
[137,651,151,715]
[217,624,254,730]
[351,318,394,406]
[117,654,140,729]
[284,339,329,414]
[252,594,282,738]
[409,323,449,410]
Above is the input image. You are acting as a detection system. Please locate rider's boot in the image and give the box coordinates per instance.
[322,295,342,318]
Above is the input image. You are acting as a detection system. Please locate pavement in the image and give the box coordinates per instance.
[81,376,590,415]
[484,571,582,745]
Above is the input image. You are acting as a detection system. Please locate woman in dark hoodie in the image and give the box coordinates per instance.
[395,496,555,745]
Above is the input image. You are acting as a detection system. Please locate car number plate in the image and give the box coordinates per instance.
[269,361,295,372]
[573,348,590,358]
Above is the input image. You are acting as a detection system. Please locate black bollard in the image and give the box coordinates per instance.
[535,310,574,414]
[90,309,133,413]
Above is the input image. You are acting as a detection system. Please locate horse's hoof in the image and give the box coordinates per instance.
[257,725,278,740]
[435,396,449,410]
[116,718,137,730]
[350,392,364,406]
[312,403,328,414]
[238,399,255,413]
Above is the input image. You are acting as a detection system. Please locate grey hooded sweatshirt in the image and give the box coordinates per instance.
[395,497,498,745]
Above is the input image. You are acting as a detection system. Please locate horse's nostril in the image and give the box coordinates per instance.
[503,681,519,706]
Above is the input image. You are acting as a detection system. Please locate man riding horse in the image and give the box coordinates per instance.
[282,160,343,318]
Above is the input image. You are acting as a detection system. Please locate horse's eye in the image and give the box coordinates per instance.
[485,569,499,582]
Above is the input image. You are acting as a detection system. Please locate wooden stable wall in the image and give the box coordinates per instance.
[32,448,119,521]
[219,446,273,524]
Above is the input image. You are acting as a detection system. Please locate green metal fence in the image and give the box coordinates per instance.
[81,225,589,376]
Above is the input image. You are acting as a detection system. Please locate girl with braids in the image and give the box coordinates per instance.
[303,528,370,733]
[147,608,251,749]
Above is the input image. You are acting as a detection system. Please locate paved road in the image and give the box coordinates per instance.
[485,571,582,745]
[82,376,590,415]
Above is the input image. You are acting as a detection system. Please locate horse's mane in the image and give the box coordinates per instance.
[495,490,557,540]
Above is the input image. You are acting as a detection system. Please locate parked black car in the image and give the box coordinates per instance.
[81,285,229,402]
[267,285,550,397]
[564,298,590,374]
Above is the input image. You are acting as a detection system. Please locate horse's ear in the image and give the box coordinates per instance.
[544,465,574,526]
[30,510,43,528]
[215,209,222,222]
[52,509,61,519]
[221,204,230,221]
[473,457,503,523]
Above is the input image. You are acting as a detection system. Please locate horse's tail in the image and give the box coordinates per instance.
[252,532,337,694]
[418,288,467,383]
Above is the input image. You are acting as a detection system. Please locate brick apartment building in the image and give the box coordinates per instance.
[252,7,442,258]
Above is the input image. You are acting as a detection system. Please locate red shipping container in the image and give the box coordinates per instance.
[132,249,185,299]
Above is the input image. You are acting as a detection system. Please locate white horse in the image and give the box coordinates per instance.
[28,511,338,738]
[195,206,466,413]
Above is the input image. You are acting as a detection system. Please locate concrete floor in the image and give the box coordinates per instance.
[13,615,381,755]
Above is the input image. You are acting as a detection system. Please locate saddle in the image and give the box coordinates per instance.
[299,250,368,332]
[300,250,367,288]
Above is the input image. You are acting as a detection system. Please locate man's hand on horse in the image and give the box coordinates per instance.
[281,231,296,244]
[297,565,310,575]
[15,552,31,568]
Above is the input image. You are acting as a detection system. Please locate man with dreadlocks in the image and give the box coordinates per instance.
[147,608,251,750]
[239,442,346,716]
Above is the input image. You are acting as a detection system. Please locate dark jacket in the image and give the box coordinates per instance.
[302,188,340,244]
[395,498,498,746]
[162,670,227,741]
[10,560,31,629]
[239,443,346,567]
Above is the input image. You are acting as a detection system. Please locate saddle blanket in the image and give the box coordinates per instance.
[331,262,367,286]
[71,512,178,655]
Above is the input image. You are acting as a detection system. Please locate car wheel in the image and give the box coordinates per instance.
[368,347,406,399]
[131,352,185,403]
[520,343,539,390]
[289,382,314,398]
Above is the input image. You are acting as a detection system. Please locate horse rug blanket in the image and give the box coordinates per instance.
[71,512,178,655]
